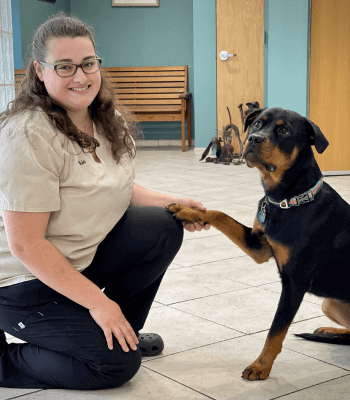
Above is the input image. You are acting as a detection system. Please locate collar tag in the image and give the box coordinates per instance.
[280,200,289,209]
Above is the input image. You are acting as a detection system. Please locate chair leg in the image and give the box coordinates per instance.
[181,99,186,151]
[187,98,192,148]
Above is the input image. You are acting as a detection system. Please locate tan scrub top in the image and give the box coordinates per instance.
[0,109,135,287]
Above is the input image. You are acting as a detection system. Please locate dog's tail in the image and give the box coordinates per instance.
[295,333,350,345]
[199,142,212,161]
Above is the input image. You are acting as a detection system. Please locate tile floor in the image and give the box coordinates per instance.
[3,147,350,400]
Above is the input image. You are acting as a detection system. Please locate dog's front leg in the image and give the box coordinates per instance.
[242,279,306,380]
[166,203,272,263]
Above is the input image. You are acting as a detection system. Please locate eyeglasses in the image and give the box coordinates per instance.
[39,57,102,77]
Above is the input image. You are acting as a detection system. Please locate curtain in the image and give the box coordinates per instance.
[0,0,14,113]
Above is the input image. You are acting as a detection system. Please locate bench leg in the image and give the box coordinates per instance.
[187,98,192,148]
[181,99,186,151]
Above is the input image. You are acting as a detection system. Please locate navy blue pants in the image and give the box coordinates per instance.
[0,207,183,389]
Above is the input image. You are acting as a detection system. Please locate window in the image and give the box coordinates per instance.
[0,0,14,113]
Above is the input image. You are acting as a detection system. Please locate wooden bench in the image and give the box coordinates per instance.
[104,66,192,151]
[15,66,192,151]
[14,69,26,96]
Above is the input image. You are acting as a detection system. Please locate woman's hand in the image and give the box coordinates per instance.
[89,298,139,352]
[173,198,211,232]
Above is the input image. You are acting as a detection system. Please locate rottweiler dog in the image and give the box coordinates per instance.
[166,107,350,381]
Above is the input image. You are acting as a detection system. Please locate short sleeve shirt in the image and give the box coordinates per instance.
[0,109,135,287]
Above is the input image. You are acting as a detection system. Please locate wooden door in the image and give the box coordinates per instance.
[217,0,264,151]
[309,0,350,172]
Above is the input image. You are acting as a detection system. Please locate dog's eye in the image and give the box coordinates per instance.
[253,121,262,129]
[280,127,289,134]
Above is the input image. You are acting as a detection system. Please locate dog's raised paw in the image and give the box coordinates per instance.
[165,203,206,223]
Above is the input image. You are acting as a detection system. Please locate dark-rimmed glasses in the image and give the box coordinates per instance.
[39,57,102,77]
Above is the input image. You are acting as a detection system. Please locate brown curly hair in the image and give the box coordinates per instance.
[0,11,141,162]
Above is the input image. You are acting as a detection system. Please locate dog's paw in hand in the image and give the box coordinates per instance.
[165,203,206,224]
[242,361,271,381]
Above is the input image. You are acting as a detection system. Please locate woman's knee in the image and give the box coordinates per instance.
[86,348,142,390]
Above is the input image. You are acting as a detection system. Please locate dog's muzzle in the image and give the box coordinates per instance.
[244,134,277,172]
[248,133,267,145]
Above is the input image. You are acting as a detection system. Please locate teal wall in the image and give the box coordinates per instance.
[193,0,217,149]
[264,0,311,117]
[11,0,22,70]
[72,0,194,141]
[18,0,71,65]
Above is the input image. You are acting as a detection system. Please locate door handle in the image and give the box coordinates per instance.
[219,51,236,61]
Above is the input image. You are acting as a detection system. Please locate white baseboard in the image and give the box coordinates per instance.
[322,170,350,176]
[194,147,212,156]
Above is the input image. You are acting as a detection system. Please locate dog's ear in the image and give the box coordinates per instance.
[305,118,329,154]
[244,109,265,132]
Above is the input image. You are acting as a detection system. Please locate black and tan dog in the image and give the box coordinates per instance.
[166,107,350,381]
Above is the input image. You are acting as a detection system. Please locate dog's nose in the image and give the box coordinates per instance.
[249,134,266,145]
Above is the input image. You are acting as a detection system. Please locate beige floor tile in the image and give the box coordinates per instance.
[13,367,210,400]
[230,193,264,207]
[182,224,223,241]
[172,235,246,267]
[155,264,250,305]
[225,210,258,226]
[323,177,350,188]
[141,306,243,360]
[191,256,280,287]
[183,187,260,201]
[134,164,176,174]
[168,261,191,270]
[134,173,184,186]
[0,388,40,400]
[336,189,350,197]
[258,282,324,305]
[151,301,164,308]
[171,287,323,334]
[252,316,350,371]
[145,180,224,193]
[159,170,221,181]
[195,175,259,186]
[145,335,347,400]
[275,375,350,399]
[342,195,350,204]
[199,199,256,212]
[149,188,215,204]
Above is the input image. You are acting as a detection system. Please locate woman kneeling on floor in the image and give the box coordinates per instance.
[0,12,209,390]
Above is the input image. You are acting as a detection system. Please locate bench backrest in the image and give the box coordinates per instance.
[14,66,189,110]
[103,66,188,111]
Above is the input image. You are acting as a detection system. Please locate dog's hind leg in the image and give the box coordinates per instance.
[295,299,350,344]
[319,298,350,330]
